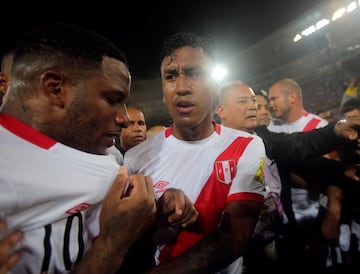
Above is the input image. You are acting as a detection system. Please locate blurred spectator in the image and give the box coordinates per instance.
[0,49,14,106]
[340,76,360,111]
[255,90,272,126]
[317,109,336,123]
[115,106,147,156]
[268,78,334,272]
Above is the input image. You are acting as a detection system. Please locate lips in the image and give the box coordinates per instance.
[176,100,194,114]
[247,115,257,119]
[133,136,145,141]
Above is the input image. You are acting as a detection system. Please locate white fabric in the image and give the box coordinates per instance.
[268,112,328,222]
[124,124,266,273]
[0,114,119,274]
[268,112,328,133]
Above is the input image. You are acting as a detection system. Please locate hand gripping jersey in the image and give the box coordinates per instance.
[0,114,119,274]
[124,123,265,268]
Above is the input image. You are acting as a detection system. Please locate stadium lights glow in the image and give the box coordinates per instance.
[347,1,357,11]
[293,1,358,42]
[316,19,330,30]
[332,7,346,20]
[211,64,228,82]
[301,25,316,36]
[293,34,302,42]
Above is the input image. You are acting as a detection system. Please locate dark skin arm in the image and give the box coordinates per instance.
[157,188,199,228]
[0,173,198,274]
[72,168,157,274]
[146,200,263,274]
[0,220,22,274]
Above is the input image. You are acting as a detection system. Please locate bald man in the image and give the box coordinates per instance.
[116,106,147,156]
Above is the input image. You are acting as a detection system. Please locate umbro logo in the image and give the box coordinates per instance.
[66,203,91,215]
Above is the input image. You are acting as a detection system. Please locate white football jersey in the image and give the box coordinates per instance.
[0,114,120,273]
[268,111,328,133]
[124,123,266,270]
[268,111,328,223]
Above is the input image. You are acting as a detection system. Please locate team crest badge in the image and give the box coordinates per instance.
[215,159,236,184]
[255,157,265,185]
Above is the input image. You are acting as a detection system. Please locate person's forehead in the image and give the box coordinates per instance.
[102,57,130,79]
[344,109,360,117]
[228,84,254,96]
[256,95,267,104]
[269,84,282,92]
[127,109,144,120]
[162,46,210,67]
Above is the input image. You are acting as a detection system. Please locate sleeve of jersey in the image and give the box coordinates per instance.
[227,135,266,203]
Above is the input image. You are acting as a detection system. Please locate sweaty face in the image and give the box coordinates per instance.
[120,107,147,151]
[256,95,271,126]
[217,83,257,133]
[161,46,215,138]
[268,83,291,120]
[61,57,131,155]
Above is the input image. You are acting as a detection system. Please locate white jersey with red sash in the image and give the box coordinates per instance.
[124,123,266,268]
[268,111,328,223]
[268,111,328,133]
[0,114,119,274]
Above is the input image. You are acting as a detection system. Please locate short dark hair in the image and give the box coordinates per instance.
[340,98,360,115]
[13,22,128,75]
[254,90,268,98]
[160,32,214,63]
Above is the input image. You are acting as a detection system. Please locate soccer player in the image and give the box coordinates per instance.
[124,32,266,273]
[0,23,197,274]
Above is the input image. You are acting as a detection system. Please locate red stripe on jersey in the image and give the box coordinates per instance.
[302,118,321,132]
[228,192,264,203]
[158,135,256,263]
[165,125,172,138]
[0,114,56,149]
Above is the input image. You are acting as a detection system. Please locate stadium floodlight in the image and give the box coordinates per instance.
[293,1,359,43]
[332,7,346,21]
[211,64,228,82]
[293,33,302,42]
[316,19,330,30]
[347,1,357,12]
[301,25,316,36]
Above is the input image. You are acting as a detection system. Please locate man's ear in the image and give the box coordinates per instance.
[216,104,224,119]
[40,71,66,107]
[288,91,296,104]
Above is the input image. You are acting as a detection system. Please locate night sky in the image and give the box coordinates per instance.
[2,0,327,80]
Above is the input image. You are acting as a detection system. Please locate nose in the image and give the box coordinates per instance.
[176,74,191,96]
[115,104,130,128]
[269,99,275,107]
[250,100,257,109]
[133,122,142,131]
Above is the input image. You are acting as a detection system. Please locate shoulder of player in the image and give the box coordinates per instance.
[220,125,263,145]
